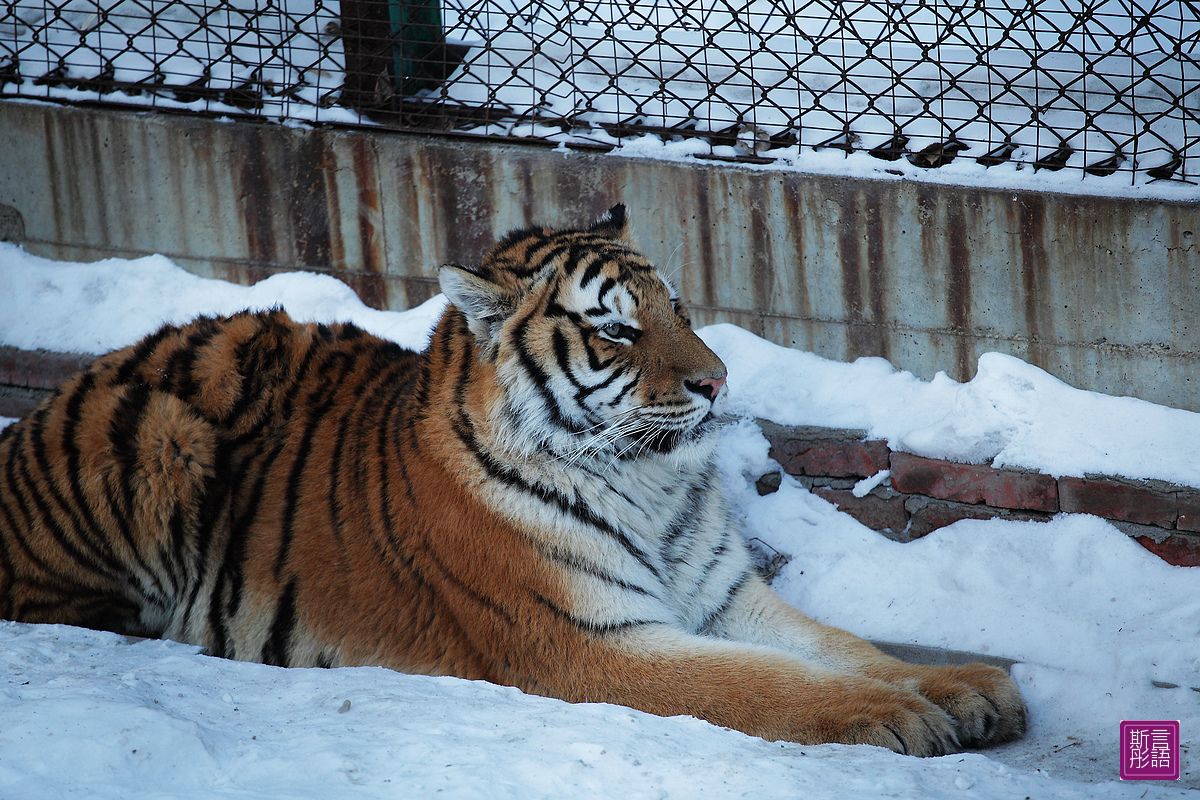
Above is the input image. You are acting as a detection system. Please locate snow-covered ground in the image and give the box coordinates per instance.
[1,243,1197,799]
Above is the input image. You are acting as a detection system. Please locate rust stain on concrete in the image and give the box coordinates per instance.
[6,103,1200,410]
[349,135,386,309]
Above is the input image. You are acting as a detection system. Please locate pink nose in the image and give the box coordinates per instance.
[688,375,726,401]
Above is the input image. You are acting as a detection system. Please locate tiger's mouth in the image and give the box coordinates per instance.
[628,410,724,455]
[553,400,724,464]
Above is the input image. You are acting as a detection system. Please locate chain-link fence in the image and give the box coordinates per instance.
[3,1,1197,184]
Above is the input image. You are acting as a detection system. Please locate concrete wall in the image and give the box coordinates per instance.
[2,101,1198,410]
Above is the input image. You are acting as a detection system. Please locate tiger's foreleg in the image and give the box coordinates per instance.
[702,576,1027,748]
[537,622,960,756]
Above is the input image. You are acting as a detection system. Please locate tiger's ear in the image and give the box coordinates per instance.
[588,204,631,241]
[438,264,517,350]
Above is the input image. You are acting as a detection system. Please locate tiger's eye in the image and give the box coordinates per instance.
[598,322,639,342]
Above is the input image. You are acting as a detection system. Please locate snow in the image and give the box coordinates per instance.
[702,324,1200,488]
[1,243,1197,798]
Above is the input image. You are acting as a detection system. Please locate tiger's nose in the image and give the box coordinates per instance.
[685,374,726,402]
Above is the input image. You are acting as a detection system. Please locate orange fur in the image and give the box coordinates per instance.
[0,207,1026,755]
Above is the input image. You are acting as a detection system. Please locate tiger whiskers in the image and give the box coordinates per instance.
[658,242,689,288]
[554,409,657,469]
[585,412,683,468]
[612,417,685,462]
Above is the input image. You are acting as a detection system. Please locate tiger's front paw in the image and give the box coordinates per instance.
[813,681,961,757]
[915,663,1027,747]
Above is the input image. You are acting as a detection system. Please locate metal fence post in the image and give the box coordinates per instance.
[388,0,444,95]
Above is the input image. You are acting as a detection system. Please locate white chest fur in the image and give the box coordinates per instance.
[469,431,752,634]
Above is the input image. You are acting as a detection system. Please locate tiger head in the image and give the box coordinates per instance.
[438,205,727,461]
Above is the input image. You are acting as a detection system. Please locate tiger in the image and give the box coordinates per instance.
[0,205,1026,756]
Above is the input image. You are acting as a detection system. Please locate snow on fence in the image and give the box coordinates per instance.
[1,0,1197,185]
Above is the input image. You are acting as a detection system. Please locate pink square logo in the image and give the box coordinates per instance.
[1120,720,1180,781]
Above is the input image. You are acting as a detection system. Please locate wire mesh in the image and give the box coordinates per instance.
[2,0,1197,184]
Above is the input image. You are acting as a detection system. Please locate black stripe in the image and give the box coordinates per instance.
[336,322,367,342]
[699,540,730,574]
[696,570,751,635]
[26,398,123,575]
[414,313,458,409]
[532,540,655,597]
[374,363,425,564]
[550,328,588,392]
[575,250,606,287]
[595,276,617,305]
[179,436,236,637]
[213,423,286,634]
[107,383,151,524]
[354,407,515,644]
[514,241,568,277]
[543,286,585,321]
[58,372,124,570]
[576,365,624,402]
[161,323,220,400]
[0,515,14,617]
[105,383,173,602]
[511,312,588,435]
[0,428,72,579]
[114,324,175,385]
[274,348,357,576]
[573,462,643,510]
[326,386,355,541]
[163,503,190,595]
[451,313,474,411]
[578,330,619,375]
[10,441,105,582]
[417,531,517,628]
[218,316,280,426]
[552,329,620,413]
[450,414,661,580]
[383,369,421,505]
[261,579,297,666]
[609,369,639,406]
[207,329,327,654]
[660,481,710,557]
[534,592,653,635]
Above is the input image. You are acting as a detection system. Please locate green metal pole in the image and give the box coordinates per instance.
[387,0,444,95]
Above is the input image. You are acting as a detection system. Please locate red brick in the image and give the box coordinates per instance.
[905,497,1053,541]
[1057,476,1178,528]
[761,424,890,478]
[889,452,1058,512]
[1177,490,1200,533]
[781,439,890,477]
[1134,533,1200,567]
[812,488,909,534]
[0,346,93,390]
[907,499,1002,540]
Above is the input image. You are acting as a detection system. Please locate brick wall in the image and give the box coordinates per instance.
[759,420,1200,567]
[0,346,94,418]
